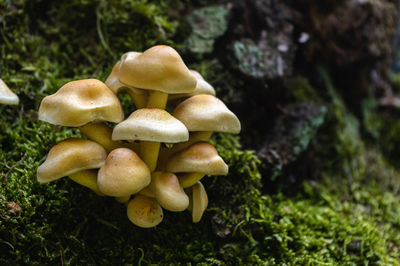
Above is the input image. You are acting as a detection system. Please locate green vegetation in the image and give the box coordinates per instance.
[1,0,400,264]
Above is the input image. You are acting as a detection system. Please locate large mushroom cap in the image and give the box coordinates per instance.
[166,142,228,175]
[149,172,189,212]
[187,181,208,223]
[38,79,124,127]
[118,45,197,94]
[37,138,107,183]
[112,108,189,143]
[97,148,151,197]
[172,94,241,133]
[0,79,19,105]
[127,195,163,228]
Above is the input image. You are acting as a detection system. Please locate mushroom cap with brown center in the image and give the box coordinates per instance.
[38,79,124,127]
[118,45,196,94]
[127,195,163,228]
[0,78,19,105]
[165,142,228,175]
[149,172,189,212]
[112,108,189,143]
[37,138,107,183]
[97,148,151,197]
[172,94,241,133]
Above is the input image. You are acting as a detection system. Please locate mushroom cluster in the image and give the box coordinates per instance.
[36,45,241,228]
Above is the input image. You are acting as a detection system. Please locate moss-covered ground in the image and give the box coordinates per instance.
[1,0,400,264]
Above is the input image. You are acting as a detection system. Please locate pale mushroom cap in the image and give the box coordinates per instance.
[166,142,228,175]
[168,70,215,100]
[38,79,124,127]
[0,79,19,105]
[127,195,163,228]
[172,94,241,133]
[37,138,107,183]
[150,172,189,212]
[118,45,197,94]
[112,108,189,143]
[97,148,151,197]
[188,181,208,223]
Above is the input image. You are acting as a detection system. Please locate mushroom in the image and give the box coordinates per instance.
[158,94,241,166]
[118,45,197,109]
[127,194,163,228]
[0,78,19,105]
[112,108,189,171]
[165,142,228,188]
[149,171,189,212]
[38,79,125,151]
[105,60,148,109]
[187,181,208,223]
[37,138,107,184]
[97,148,151,197]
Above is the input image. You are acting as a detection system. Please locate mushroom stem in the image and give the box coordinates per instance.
[138,91,169,171]
[126,89,148,109]
[140,141,160,172]
[179,173,205,188]
[68,170,104,196]
[157,131,213,170]
[146,91,168,109]
[80,122,139,153]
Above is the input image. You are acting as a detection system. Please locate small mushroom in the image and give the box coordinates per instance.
[38,79,125,151]
[37,138,107,183]
[149,171,189,212]
[165,142,228,188]
[118,45,197,109]
[112,108,189,171]
[39,79,124,126]
[97,148,151,197]
[105,60,148,109]
[159,94,241,165]
[0,78,19,105]
[172,94,241,134]
[127,195,163,228]
[187,181,208,223]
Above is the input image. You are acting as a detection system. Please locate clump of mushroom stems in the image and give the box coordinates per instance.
[36,45,241,228]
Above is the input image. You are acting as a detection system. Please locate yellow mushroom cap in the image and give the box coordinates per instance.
[38,79,124,127]
[37,138,107,183]
[172,94,241,133]
[112,108,189,143]
[97,148,151,197]
[187,181,208,223]
[127,195,163,228]
[0,78,19,105]
[118,45,197,94]
[169,70,215,100]
[166,142,228,175]
[150,172,189,212]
